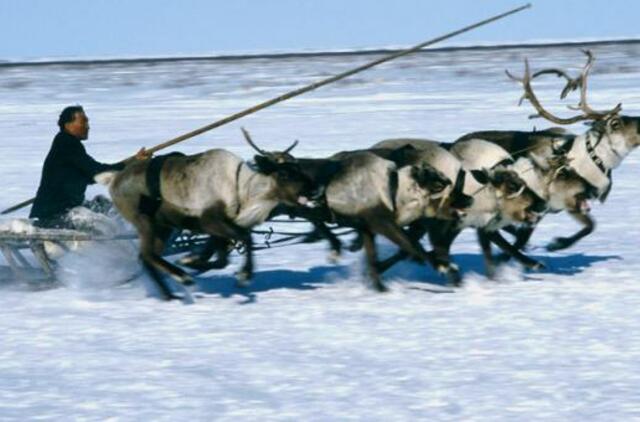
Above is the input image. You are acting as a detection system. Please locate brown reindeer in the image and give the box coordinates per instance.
[98,130,321,299]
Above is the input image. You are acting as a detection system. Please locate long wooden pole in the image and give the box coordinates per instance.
[2,3,531,215]
[146,3,531,154]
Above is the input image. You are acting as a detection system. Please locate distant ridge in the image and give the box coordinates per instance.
[2,38,639,68]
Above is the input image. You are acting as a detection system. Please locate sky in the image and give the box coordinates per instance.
[1,0,639,60]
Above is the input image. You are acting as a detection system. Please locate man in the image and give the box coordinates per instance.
[30,105,148,228]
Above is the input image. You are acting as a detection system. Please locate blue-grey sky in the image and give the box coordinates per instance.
[1,0,638,59]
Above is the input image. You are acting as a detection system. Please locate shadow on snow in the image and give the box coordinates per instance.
[382,251,622,285]
[180,250,621,303]
[194,265,350,304]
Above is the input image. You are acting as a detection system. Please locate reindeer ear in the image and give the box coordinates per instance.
[253,155,278,174]
[470,169,490,185]
[389,144,416,165]
[410,164,422,180]
[410,163,439,186]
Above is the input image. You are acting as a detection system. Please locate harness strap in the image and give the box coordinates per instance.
[234,162,243,216]
[139,152,185,217]
[585,131,607,175]
[453,169,466,195]
[389,169,399,213]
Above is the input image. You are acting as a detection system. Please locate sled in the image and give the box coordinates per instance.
[0,218,354,291]
[0,227,137,287]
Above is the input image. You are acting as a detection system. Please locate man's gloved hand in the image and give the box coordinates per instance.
[135,147,152,160]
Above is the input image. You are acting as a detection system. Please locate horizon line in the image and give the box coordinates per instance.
[2,37,639,69]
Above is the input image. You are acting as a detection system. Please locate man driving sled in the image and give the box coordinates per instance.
[30,105,148,230]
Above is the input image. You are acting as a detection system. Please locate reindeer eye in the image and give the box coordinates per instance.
[506,181,521,193]
[430,181,446,193]
[610,118,622,131]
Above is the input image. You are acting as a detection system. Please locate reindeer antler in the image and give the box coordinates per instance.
[242,127,300,163]
[506,50,621,125]
[283,139,299,154]
[241,127,267,155]
[531,68,577,99]
[565,50,622,117]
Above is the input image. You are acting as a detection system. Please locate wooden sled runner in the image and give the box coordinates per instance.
[0,227,137,288]
[0,218,353,302]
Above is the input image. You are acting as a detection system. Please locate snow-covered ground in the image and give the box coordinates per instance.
[1,43,640,421]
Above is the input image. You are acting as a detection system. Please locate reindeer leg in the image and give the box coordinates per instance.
[360,229,387,293]
[546,211,595,251]
[369,217,462,286]
[375,220,429,274]
[369,218,431,264]
[489,231,544,270]
[348,232,364,252]
[206,237,231,269]
[238,233,254,287]
[178,236,230,271]
[477,229,496,279]
[513,225,535,250]
[495,224,536,265]
[140,256,174,300]
[309,221,342,261]
[285,206,344,258]
[199,205,254,287]
[137,217,194,286]
[427,221,462,286]
[499,224,535,250]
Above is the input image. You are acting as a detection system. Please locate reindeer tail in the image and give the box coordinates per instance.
[94,170,120,187]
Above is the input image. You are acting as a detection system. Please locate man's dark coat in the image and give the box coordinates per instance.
[30,131,124,220]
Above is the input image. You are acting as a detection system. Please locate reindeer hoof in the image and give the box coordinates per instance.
[373,282,389,293]
[348,237,363,252]
[327,250,341,264]
[235,271,252,288]
[174,273,194,286]
[528,261,545,271]
[447,269,463,287]
[546,237,571,251]
[177,255,199,266]
[436,263,462,286]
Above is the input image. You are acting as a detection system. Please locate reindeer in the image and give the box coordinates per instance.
[461,50,640,251]
[372,138,548,281]
[305,142,474,259]
[99,130,320,299]
[288,146,473,292]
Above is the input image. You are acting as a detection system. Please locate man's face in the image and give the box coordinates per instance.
[64,111,90,140]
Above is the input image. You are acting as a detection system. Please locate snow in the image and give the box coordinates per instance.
[1,43,640,420]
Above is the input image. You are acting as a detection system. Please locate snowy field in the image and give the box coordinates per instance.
[1,43,640,420]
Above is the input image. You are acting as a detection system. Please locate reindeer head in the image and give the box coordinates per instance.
[471,166,547,225]
[507,50,640,155]
[392,144,473,221]
[243,128,318,207]
[410,163,454,218]
[588,115,640,153]
[546,165,595,214]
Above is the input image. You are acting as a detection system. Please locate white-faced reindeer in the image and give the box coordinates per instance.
[464,50,640,252]
[100,130,320,299]
[372,138,548,281]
